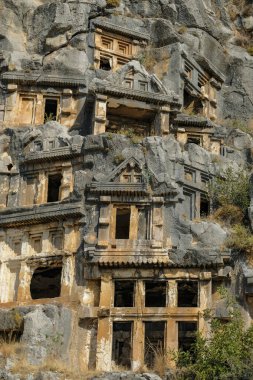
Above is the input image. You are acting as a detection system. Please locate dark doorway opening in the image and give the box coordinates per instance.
[144,321,165,367]
[178,321,197,353]
[100,57,111,71]
[187,135,201,145]
[183,91,203,115]
[114,281,135,307]
[178,281,198,307]
[200,194,209,217]
[145,281,167,307]
[0,329,23,343]
[112,322,132,368]
[115,208,131,239]
[44,99,58,122]
[30,266,62,299]
[47,174,62,202]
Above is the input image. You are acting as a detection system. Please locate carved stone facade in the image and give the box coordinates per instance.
[0,15,252,374]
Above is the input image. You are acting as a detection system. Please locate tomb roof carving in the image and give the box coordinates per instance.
[91,61,180,106]
[21,124,83,162]
[173,113,217,128]
[182,50,225,85]
[85,245,170,267]
[1,72,86,88]
[88,157,148,195]
[91,19,150,41]
[86,247,223,268]
[88,156,180,197]
[0,201,84,227]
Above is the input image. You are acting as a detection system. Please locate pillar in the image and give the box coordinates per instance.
[93,94,107,135]
[159,106,170,136]
[166,319,178,367]
[61,255,74,297]
[98,196,111,247]
[129,205,138,240]
[168,280,177,307]
[96,274,113,371]
[152,197,164,246]
[60,163,73,200]
[199,272,212,336]
[132,319,144,371]
[16,261,31,301]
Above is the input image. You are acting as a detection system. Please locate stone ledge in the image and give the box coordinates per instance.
[0,201,84,227]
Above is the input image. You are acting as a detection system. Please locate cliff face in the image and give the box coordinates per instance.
[0,0,253,379]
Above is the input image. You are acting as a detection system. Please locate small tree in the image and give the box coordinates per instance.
[176,288,253,380]
[209,167,250,216]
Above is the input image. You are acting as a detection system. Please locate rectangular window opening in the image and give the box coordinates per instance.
[187,135,202,145]
[47,174,62,203]
[100,57,112,71]
[178,281,198,307]
[178,321,197,354]
[112,322,132,369]
[144,321,165,368]
[44,98,58,122]
[115,208,131,239]
[200,194,209,217]
[114,281,135,307]
[145,281,167,307]
[30,266,62,299]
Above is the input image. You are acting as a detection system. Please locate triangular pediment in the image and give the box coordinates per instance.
[89,157,148,195]
[103,60,168,95]
[106,157,144,184]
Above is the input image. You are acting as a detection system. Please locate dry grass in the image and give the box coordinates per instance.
[106,0,120,7]
[0,341,23,358]
[212,205,244,226]
[153,347,167,378]
[11,356,103,380]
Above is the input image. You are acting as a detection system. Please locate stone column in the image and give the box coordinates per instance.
[96,274,113,371]
[132,319,144,371]
[16,261,32,301]
[0,262,9,303]
[60,163,73,201]
[159,106,170,136]
[152,197,164,246]
[195,191,201,219]
[4,85,18,125]
[199,272,212,336]
[168,280,177,307]
[166,319,178,367]
[61,255,74,297]
[98,196,111,247]
[93,94,107,135]
[129,205,138,240]
[35,94,44,124]
[36,172,47,204]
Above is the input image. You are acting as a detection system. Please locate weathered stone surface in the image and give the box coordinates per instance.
[0,0,253,377]
[22,306,72,365]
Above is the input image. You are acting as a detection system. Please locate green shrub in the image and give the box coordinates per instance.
[247,46,253,56]
[226,224,253,252]
[176,287,253,380]
[209,167,250,214]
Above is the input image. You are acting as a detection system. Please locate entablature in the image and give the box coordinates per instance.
[91,19,150,43]
[1,72,87,89]
[0,200,84,227]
